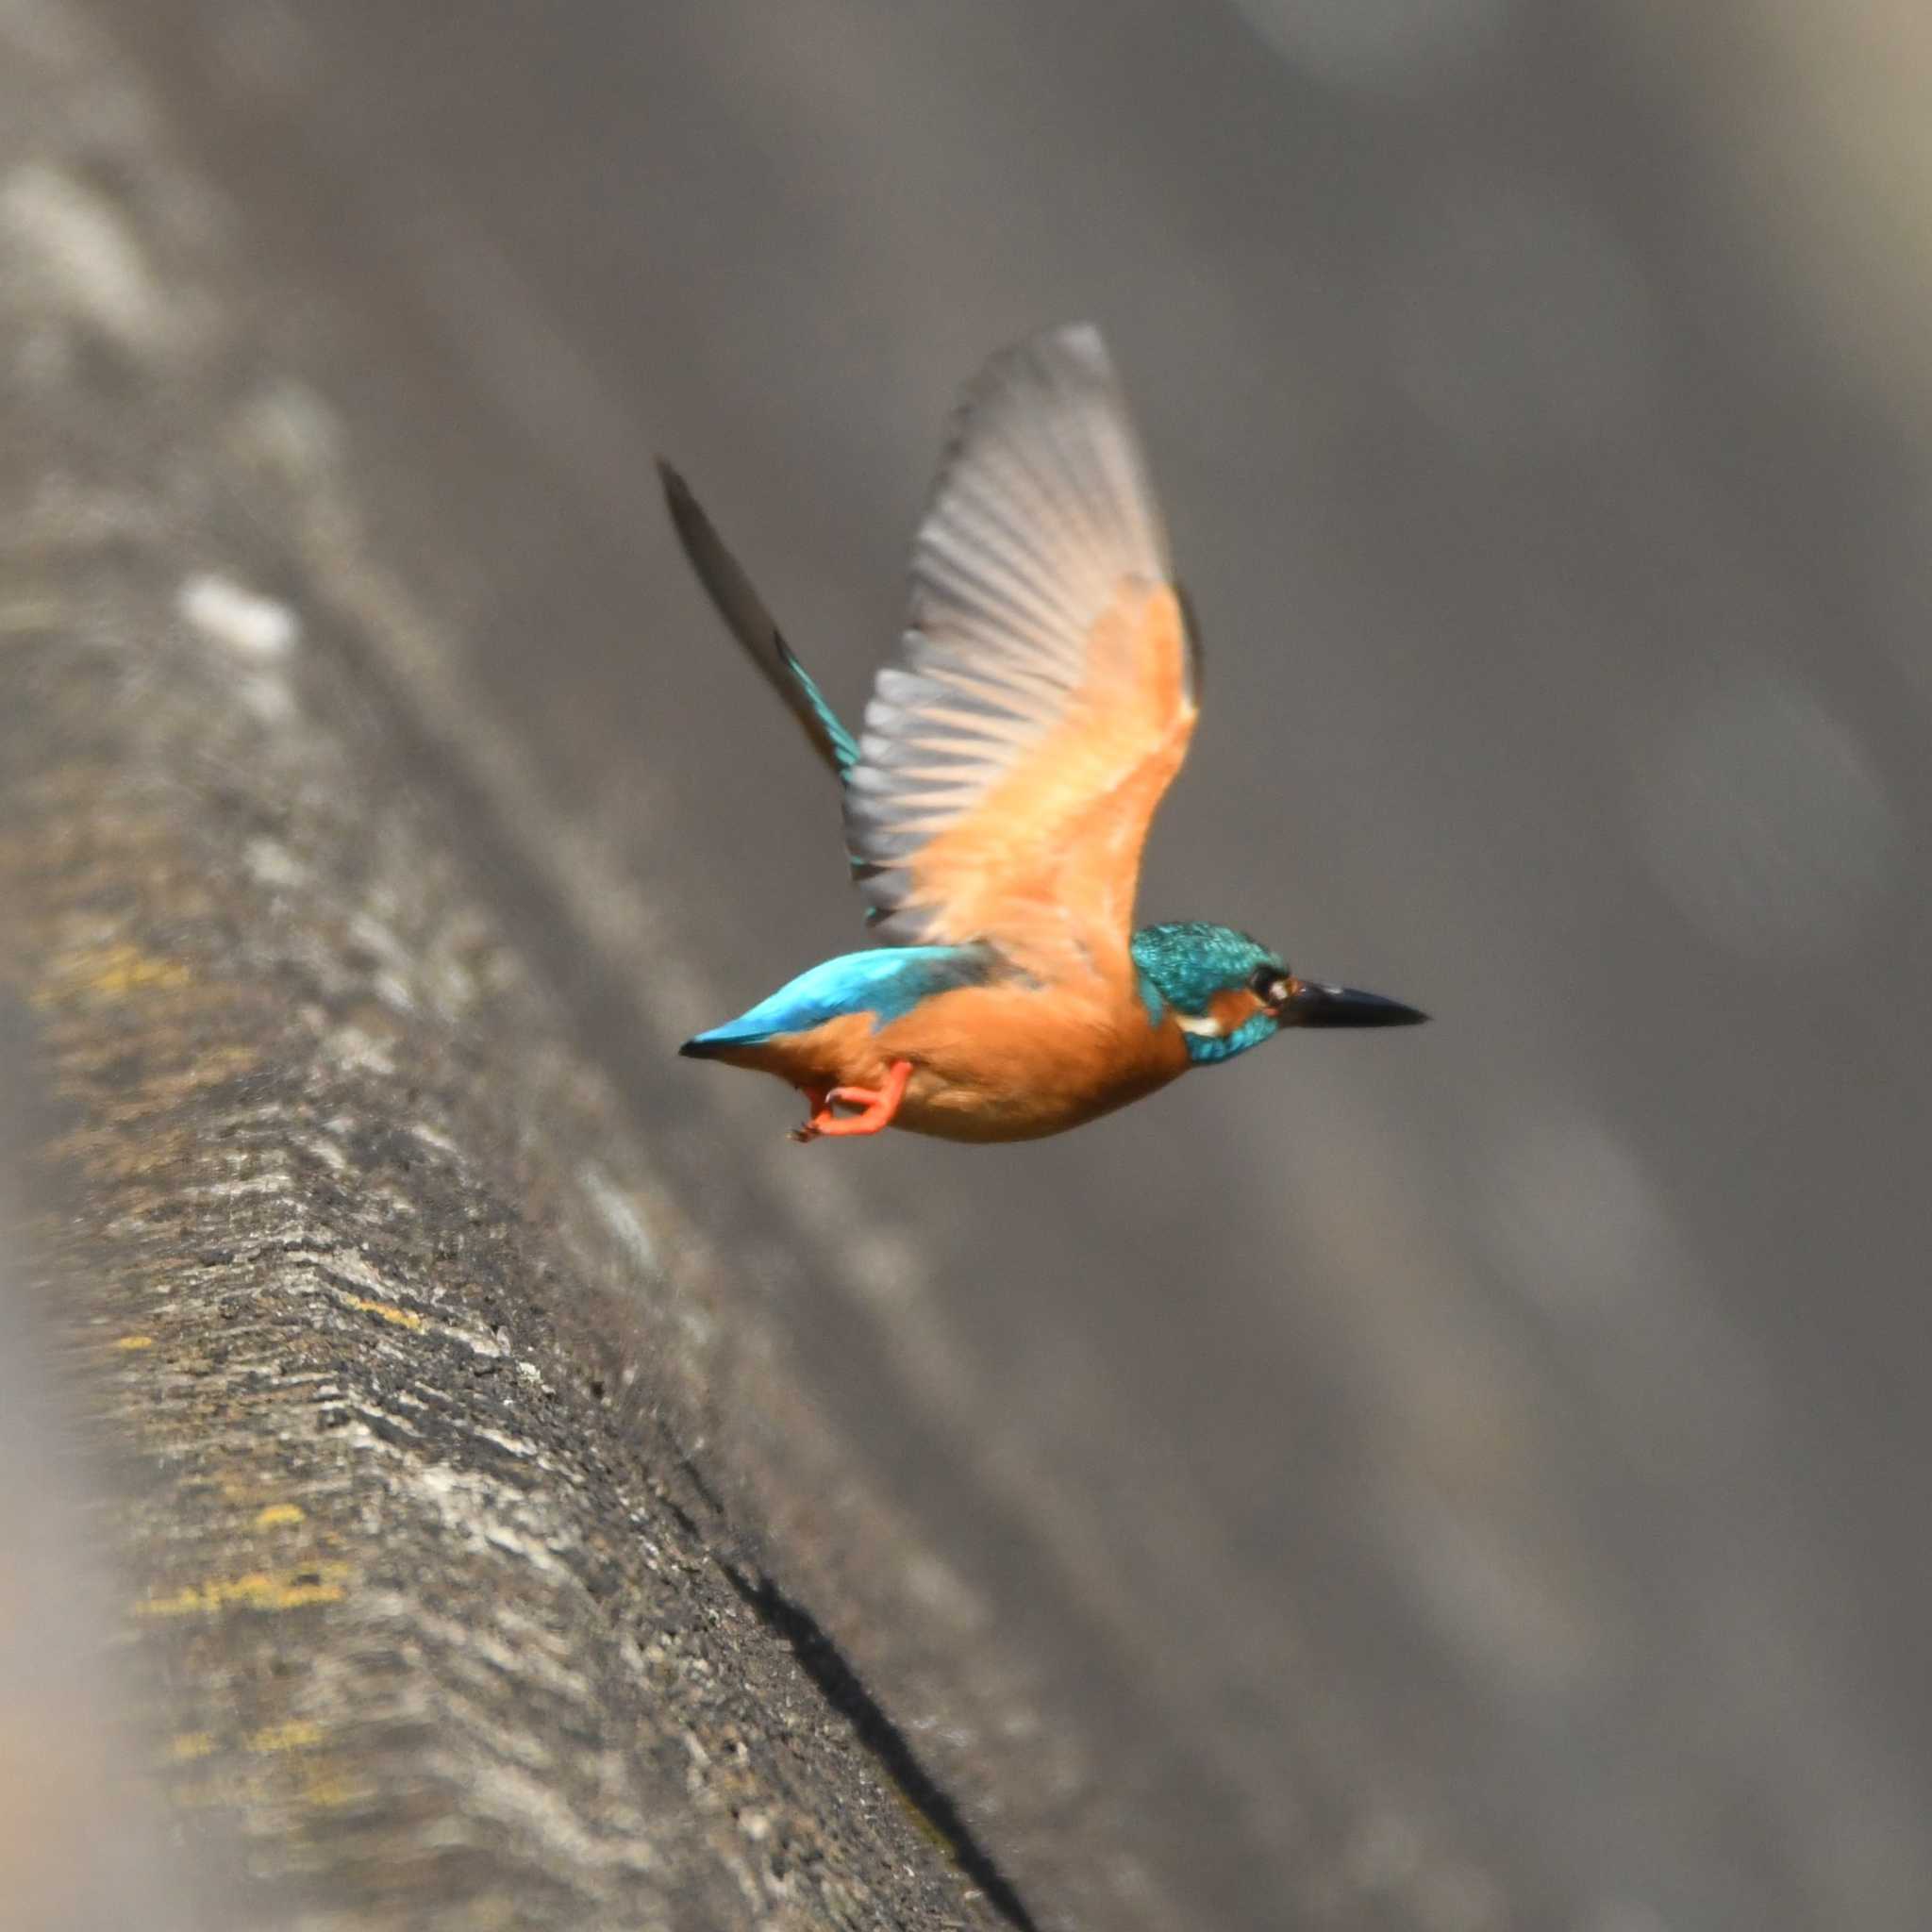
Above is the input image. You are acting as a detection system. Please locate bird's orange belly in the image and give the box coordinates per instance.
[723,982,1189,1142]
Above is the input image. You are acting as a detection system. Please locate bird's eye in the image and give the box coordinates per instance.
[1250,965,1286,1001]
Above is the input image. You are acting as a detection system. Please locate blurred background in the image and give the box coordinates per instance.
[62,0,1932,1925]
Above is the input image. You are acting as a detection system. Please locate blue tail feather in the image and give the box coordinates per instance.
[774,636,861,774]
[680,945,994,1056]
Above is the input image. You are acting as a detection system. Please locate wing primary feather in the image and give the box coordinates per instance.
[658,459,861,777]
[842,325,1194,958]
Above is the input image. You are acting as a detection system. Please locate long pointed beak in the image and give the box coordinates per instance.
[1276,977,1428,1028]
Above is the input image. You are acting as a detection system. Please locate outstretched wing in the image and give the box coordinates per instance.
[844,325,1199,984]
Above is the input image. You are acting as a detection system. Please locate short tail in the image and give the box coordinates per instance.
[658,460,860,779]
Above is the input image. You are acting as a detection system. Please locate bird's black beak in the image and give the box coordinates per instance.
[1274,976,1428,1028]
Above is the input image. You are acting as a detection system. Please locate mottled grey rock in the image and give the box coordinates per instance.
[0,8,1012,1925]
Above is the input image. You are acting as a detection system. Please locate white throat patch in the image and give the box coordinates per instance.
[1172,1009,1225,1039]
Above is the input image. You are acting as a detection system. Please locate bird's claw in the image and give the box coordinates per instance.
[789,1062,912,1141]
[791,1084,834,1141]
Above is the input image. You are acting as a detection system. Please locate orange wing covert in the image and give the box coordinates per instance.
[843,325,1199,988]
[900,577,1194,977]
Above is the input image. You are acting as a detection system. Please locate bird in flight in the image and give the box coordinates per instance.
[662,324,1424,1143]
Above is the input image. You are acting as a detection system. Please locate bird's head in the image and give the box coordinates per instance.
[1130,922,1427,1065]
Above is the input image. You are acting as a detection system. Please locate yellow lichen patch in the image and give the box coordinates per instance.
[299,1765,364,1810]
[253,1503,305,1529]
[44,1121,197,1183]
[111,1333,156,1351]
[892,1783,961,1859]
[166,1749,364,1819]
[166,1731,217,1763]
[98,1043,261,1124]
[0,596,67,636]
[342,1293,423,1331]
[34,941,192,1007]
[136,1561,351,1618]
[245,1720,323,1755]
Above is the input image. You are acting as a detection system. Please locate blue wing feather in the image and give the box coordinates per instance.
[680,944,994,1056]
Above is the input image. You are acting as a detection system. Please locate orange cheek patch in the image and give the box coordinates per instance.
[1206,989,1267,1036]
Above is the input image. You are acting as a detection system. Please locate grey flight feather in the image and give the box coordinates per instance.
[844,323,1183,945]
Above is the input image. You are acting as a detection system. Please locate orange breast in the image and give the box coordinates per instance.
[714,980,1191,1141]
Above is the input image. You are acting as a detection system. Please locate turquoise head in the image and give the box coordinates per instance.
[1131,921,1427,1065]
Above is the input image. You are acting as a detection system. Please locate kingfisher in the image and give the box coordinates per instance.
[663,324,1424,1143]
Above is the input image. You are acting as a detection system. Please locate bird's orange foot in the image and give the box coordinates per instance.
[792,1059,912,1141]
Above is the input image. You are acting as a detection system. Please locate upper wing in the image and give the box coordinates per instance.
[844,325,1199,984]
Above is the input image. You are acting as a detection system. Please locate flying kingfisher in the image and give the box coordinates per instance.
[663,324,1424,1143]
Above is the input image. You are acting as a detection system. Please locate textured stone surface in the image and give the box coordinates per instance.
[0,8,1009,1924]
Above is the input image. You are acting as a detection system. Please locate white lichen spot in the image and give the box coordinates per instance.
[199,1172,293,1202]
[0,161,174,349]
[411,1464,566,1577]
[236,379,344,487]
[581,1165,658,1273]
[177,572,300,658]
[900,1549,990,1633]
[243,836,307,891]
[408,1120,463,1160]
[296,1134,349,1174]
[373,970,418,1016]
[325,1024,395,1078]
